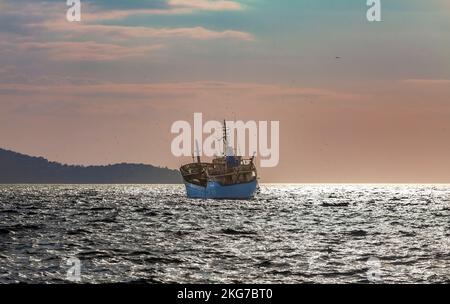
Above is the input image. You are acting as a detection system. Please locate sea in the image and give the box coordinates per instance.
[0,184,449,284]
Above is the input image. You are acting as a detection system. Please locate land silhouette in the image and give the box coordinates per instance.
[0,148,182,184]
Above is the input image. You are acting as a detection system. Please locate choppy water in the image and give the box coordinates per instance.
[0,184,449,284]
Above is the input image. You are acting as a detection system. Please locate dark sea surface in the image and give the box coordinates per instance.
[0,184,449,284]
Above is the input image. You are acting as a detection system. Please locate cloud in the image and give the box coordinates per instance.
[40,21,254,41]
[16,41,165,61]
[0,81,361,103]
[0,0,253,63]
[403,79,450,85]
[79,0,243,21]
[4,20,253,61]
[2,27,252,63]
[0,65,107,85]
[0,65,31,84]
[168,0,242,11]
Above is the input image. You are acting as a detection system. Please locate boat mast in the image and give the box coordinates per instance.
[223,120,227,156]
[195,140,201,164]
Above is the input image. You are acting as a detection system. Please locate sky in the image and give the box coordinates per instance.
[1,0,450,183]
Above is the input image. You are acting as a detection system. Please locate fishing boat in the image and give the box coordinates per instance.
[180,121,258,199]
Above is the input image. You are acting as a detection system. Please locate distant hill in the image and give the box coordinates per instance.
[0,148,182,184]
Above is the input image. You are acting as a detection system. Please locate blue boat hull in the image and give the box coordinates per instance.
[184,180,257,199]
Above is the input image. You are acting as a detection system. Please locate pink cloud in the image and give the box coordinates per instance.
[39,20,255,41]
[0,81,362,103]
[18,41,165,61]
[403,79,450,85]
[82,0,243,21]
[168,0,242,11]
[0,0,253,64]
